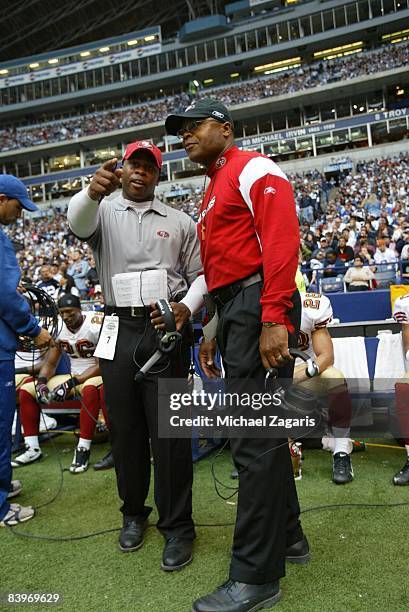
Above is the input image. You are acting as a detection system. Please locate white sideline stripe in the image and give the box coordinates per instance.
[238,157,288,216]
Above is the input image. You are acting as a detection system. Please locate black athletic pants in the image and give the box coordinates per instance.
[100,312,195,540]
[216,282,303,584]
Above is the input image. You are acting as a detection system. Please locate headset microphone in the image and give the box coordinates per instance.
[267,348,319,380]
[266,348,321,422]
[134,299,182,382]
[288,348,320,378]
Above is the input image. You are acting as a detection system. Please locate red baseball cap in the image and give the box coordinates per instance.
[122,140,162,170]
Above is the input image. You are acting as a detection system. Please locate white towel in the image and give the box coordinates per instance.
[332,337,370,390]
[332,336,372,426]
[373,332,406,391]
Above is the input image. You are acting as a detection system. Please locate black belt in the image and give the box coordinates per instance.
[104,291,187,318]
[210,272,262,309]
[105,305,150,318]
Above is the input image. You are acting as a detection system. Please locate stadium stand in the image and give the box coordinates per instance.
[0,0,408,202]
[0,40,408,152]
[4,150,408,303]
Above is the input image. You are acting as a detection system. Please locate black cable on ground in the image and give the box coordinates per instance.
[7,498,409,542]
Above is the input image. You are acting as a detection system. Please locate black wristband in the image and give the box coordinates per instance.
[67,376,80,390]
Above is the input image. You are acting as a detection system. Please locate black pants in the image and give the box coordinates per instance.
[348,284,369,291]
[100,313,195,540]
[216,282,303,584]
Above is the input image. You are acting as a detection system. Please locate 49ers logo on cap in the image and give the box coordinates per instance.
[140,141,152,148]
[216,157,226,169]
[157,230,170,238]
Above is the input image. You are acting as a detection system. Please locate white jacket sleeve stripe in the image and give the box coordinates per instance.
[238,157,288,216]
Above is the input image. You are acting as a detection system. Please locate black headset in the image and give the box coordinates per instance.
[267,347,319,380]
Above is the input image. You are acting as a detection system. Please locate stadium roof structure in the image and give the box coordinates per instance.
[0,0,229,63]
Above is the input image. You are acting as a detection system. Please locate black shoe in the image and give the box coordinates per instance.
[93,450,114,471]
[161,537,193,571]
[332,452,353,484]
[393,458,409,485]
[191,580,281,612]
[119,517,144,552]
[286,536,311,564]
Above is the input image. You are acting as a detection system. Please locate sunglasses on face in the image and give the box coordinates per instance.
[176,118,222,140]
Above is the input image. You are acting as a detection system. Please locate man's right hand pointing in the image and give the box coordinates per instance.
[88,158,123,201]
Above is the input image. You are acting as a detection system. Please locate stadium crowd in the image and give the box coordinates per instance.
[4,152,408,295]
[1,41,408,152]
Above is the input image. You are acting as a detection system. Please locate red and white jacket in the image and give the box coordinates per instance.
[198,145,299,328]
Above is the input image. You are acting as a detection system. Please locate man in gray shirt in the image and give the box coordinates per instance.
[68,141,202,570]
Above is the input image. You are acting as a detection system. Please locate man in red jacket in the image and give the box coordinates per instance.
[165,99,309,611]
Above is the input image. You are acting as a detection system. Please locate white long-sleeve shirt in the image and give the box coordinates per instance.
[68,187,205,310]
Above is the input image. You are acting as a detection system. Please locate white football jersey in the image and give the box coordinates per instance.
[393,294,409,325]
[57,311,103,376]
[297,292,333,360]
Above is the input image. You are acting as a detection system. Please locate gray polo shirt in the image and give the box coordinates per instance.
[68,189,202,306]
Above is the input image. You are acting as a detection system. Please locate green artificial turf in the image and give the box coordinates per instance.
[2,435,409,612]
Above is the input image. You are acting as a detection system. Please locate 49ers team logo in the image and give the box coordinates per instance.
[264,186,276,195]
[215,157,226,169]
[157,230,170,238]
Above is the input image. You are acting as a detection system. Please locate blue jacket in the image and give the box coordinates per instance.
[0,227,40,360]
[67,260,89,291]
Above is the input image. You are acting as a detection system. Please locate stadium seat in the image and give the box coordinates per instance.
[374,265,397,289]
[319,276,345,293]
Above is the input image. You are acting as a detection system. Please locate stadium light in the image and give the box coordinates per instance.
[264,64,301,75]
[29,62,40,68]
[204,79,214,84]
[0,69,8,75]
[254,57,301,73]
[144,35,156,41]
[193,80,200,87]
[99,47,110,52]
[382,28,409,42]
[230,73,239,78]
[313,42,363,60]
[127,40,138,46]
[48,58,58,64]
[80,51,91,57]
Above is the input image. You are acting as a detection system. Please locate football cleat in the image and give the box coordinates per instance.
[393,458,409,486]
[7,480,22,499]
[11,445,42,468]
[69,447,90,474]
[332,452,353,484]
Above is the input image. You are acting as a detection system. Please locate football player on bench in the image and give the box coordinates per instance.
[12,294,108,474]
[295,292,354,484]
